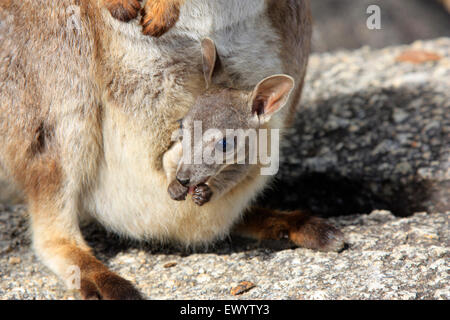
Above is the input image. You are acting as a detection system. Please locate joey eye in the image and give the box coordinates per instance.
[215,138,234,153]
[174,120,184,141]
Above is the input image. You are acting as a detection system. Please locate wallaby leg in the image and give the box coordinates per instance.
[104,0,142,22]
[234,207,345,252]
[141,0,184,37]
[30,200,142,300]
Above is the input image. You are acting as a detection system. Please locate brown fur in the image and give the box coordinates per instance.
[267,0,312,125]
[141,0,185,37]
[38,233,142,299]
[104,0,141,22]
[235,207,344,252]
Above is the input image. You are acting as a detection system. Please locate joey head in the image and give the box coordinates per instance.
[163,38,294,206]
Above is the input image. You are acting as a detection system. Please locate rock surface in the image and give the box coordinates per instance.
[0,39,449,300]
[311,0,450,52]
[263,38,450,217]
[0,205,448,300]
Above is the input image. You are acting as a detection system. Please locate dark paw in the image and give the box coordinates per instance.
[106,0,141,22]
[80,279,102,300]
[80,272,143,300]
[289,214,345,252]
[316,222,346,252]
[141,1,180,37]
[168,180,188,201]
[192,183,213,206]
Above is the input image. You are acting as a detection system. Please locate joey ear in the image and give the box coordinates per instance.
[250,74,295,123]
[201,38,220,88]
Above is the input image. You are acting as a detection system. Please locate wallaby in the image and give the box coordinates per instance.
[164,38,295,207]
[104,0,184,36]
[0,0,343,300]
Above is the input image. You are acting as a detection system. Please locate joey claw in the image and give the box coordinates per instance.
[192,183,213,206]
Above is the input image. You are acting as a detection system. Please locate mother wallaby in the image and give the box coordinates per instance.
[0,0,343,299]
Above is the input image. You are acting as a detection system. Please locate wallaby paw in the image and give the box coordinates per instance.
[105,0,141,22]
[192,183,213,206]
[168,180,188,201]
[239,208,346,252]
[141,0,180,37]
[80,272,143,300]
[287,213,345,252]
[80,279,102,300]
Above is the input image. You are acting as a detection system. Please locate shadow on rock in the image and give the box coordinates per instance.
[260,86,449,217]
[80,221,297,262]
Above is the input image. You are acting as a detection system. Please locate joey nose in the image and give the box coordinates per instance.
[177,177,190,187]
[176,166,191,186]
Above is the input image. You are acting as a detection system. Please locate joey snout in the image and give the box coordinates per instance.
[176,165,212,189]
[167,180,189,201]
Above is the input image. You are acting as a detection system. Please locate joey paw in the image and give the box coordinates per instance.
[192,183,213,206]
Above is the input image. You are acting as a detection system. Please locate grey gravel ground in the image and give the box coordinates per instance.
[0,39,449,299]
